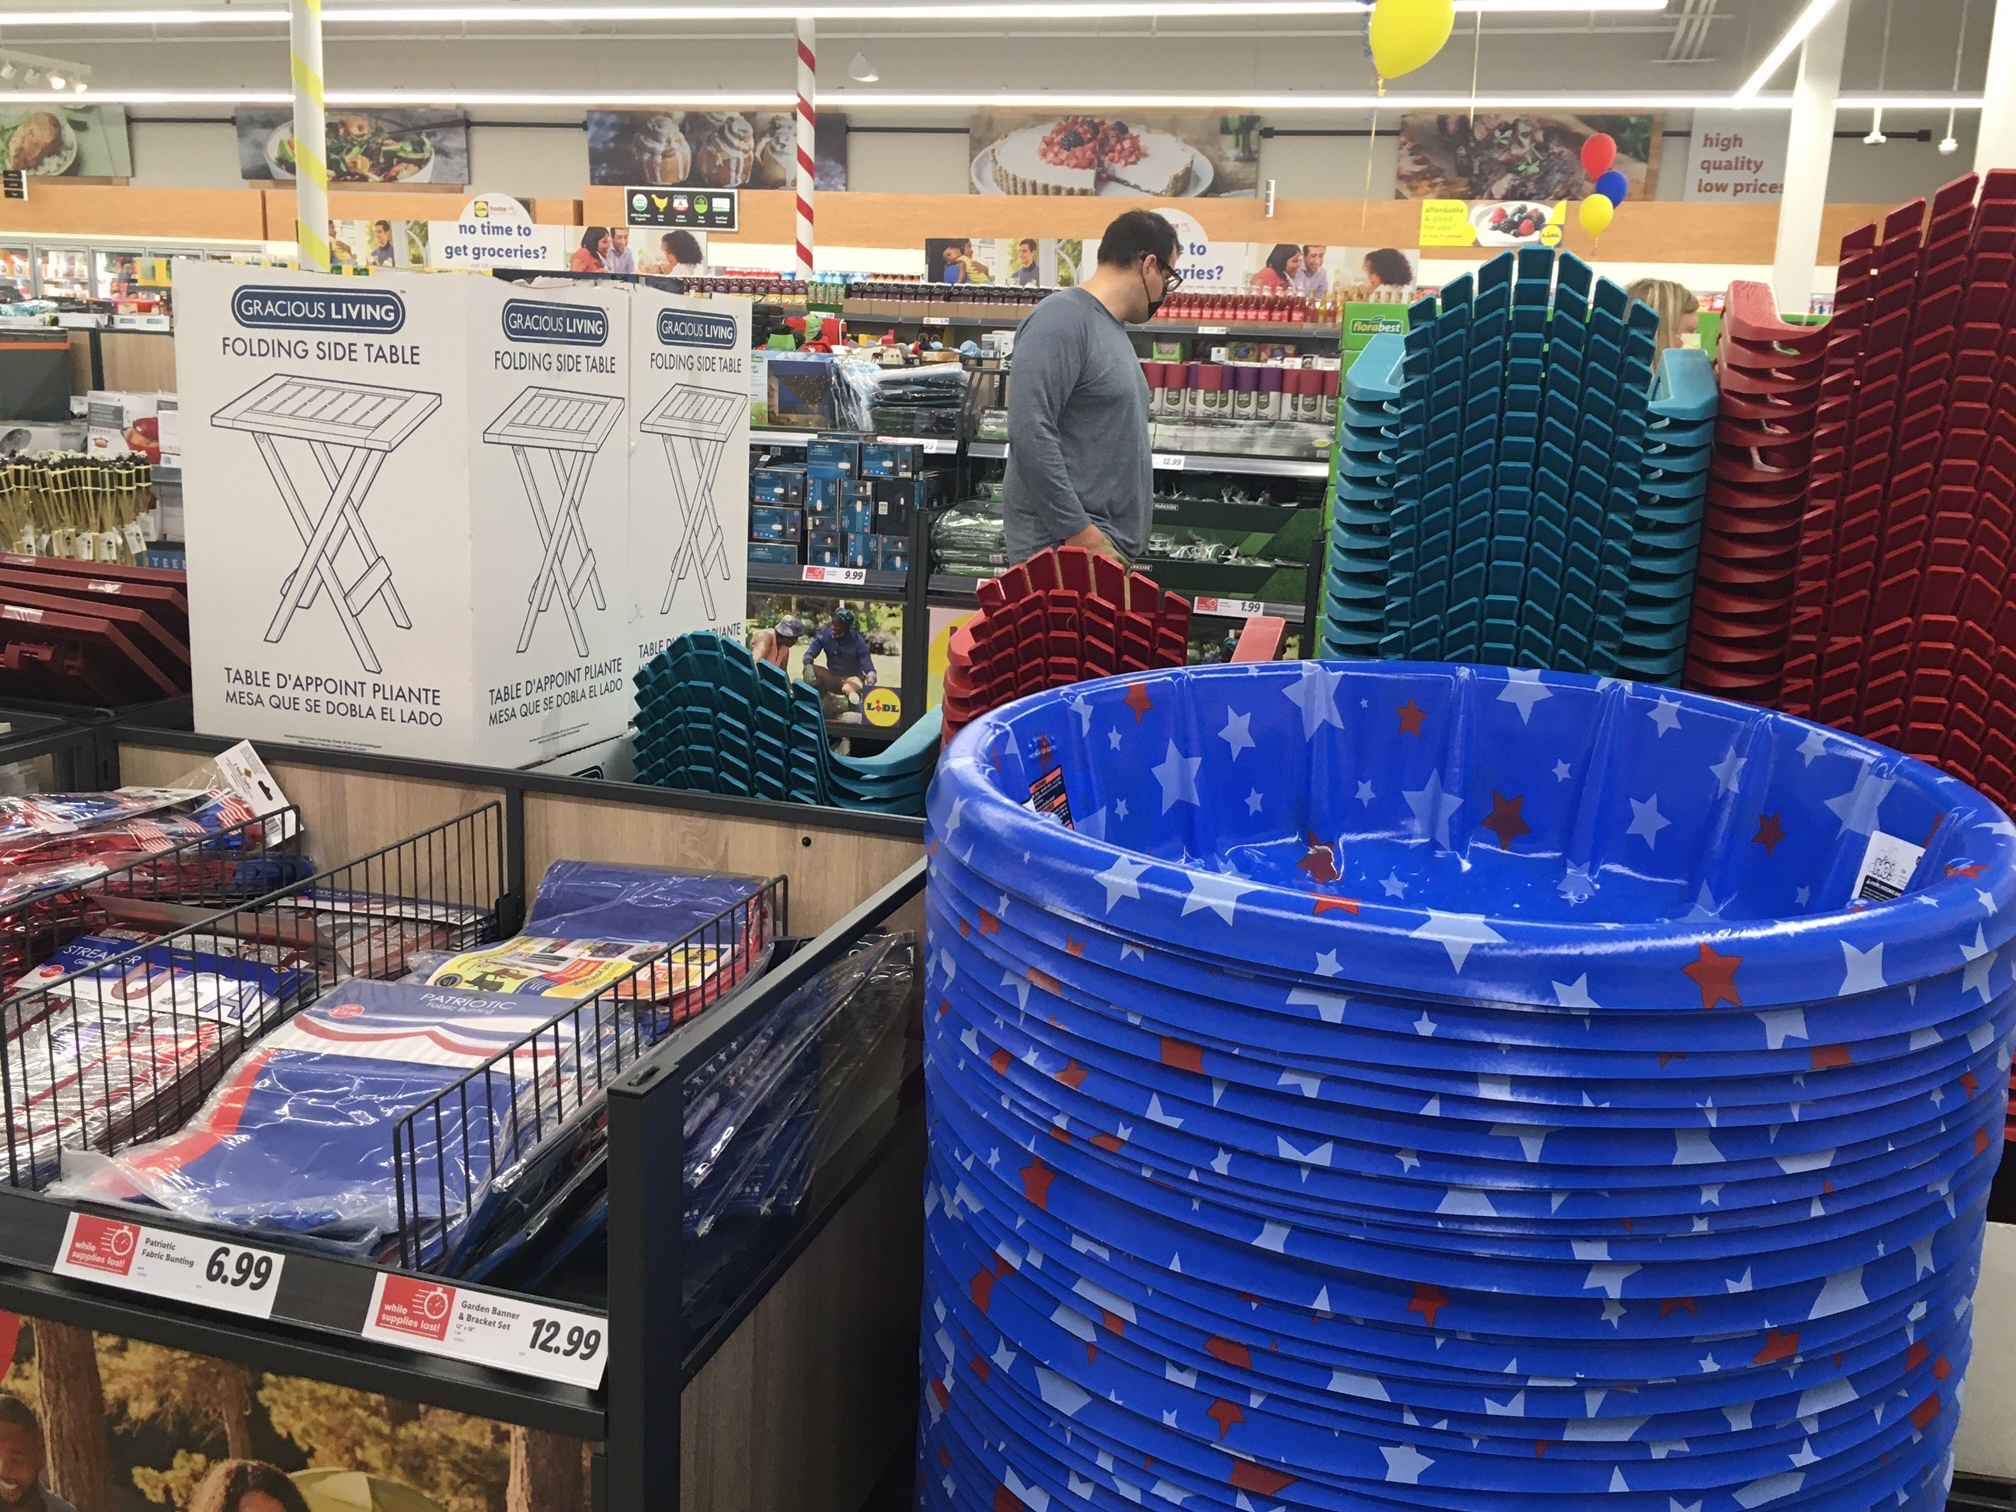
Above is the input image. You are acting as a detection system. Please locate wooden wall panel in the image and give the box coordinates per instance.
[586,186,1902,268]
[680,1116,925,1512]
[118,744,507,869]
[99,332,177,393]
[523,792,920,936]
[0,184,268,241]
[0,179,1913,270]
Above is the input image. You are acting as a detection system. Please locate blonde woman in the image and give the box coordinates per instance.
[1625,278,1700,357]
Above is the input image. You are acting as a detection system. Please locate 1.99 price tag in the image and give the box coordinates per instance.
[53,1214,285,1321]
[361,1273,608,1389]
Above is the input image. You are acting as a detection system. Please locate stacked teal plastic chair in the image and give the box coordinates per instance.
[1319,247,1718,684]
[632,632,940,816]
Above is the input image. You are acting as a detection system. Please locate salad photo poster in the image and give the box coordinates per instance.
[232,108,470,186]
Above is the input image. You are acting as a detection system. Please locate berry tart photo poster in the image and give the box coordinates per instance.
[968,112,1261,198]
[586,110,849,191]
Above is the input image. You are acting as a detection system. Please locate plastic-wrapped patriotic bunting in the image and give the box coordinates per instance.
[917,659,2015,1511]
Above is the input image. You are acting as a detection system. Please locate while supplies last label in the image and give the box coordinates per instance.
[53,1213,285,1321]
[362,1272,609,1389]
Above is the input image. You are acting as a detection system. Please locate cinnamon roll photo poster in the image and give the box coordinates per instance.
[587,110,849,190]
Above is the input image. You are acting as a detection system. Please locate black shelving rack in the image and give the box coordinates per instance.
[0,729,928,1511]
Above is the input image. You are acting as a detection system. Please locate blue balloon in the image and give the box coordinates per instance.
[1595,167,1631,204]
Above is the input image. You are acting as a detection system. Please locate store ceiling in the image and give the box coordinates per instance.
[0,0,1986,119]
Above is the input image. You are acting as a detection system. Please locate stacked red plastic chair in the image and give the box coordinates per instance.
[1774,171,2016,810]
[1680,281,1828,701]
[942,547,1191,743]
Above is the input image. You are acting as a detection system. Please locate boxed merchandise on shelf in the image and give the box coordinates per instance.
[176,266,751,767]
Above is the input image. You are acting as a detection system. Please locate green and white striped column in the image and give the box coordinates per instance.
[291,0,330,271]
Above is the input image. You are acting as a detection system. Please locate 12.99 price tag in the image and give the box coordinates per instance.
[53,1214,285,1321]
[361,1273,608,1389]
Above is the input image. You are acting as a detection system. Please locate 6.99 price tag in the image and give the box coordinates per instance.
[53,1214,284,1321]
[361,1273,608,1389]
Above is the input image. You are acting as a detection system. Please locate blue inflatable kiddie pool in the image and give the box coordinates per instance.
[919,660,2015,1511]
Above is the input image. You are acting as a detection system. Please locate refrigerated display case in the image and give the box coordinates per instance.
[36,245,91,301]
[95,248,140,301]
[0,245,30,303]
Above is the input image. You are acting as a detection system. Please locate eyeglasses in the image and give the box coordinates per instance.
[1152,259,1184,295]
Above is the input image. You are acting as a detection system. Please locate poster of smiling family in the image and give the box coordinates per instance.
[920,237,1419,300]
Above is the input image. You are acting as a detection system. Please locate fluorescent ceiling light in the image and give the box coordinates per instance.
[1,86,1981,111]
[0,0,1666,23]
[1735,0,1846,100]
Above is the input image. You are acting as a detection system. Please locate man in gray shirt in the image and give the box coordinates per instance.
[1003,210,1181,563]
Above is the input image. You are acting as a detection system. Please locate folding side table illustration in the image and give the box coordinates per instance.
[639,385,741,621]
[212,374,440,675]
[482,387,625,658]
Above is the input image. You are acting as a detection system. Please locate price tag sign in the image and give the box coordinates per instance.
[803,565,867,586]
[922,316,950,327]
[1151,453,1186,471]
[922,438,959,454]
[362,1273,608,1389]
[53,1214,284,1321]
[1196,324,1229,334]
[1195,597,1269,619]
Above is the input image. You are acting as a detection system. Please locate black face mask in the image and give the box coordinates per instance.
[1140,259,1168,321]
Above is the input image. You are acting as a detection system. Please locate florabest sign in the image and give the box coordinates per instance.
[428,191,570,270]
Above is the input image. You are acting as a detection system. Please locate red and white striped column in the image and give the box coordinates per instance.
[794,17,817,283]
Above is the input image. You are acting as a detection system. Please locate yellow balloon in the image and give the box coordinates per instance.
[1579,193,1616,237]
[1369,0,1456,81]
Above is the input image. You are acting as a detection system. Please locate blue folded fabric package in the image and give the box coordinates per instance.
[525,859,764,944]
[917,660,2015,1512]
[52,977,610,1259]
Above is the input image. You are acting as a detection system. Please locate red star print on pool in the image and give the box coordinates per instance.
[1206,1400,1245,1439]
[1312,894,1360,915]
[1396,698,1426,737]
[1019,1158,1055,1209]
[1226,1462,1294,1496]
[1683,942,1743,1010]
[1124,681,1154,723]
[1296,833,1340,883]
[1407,1282,1450,1328]
[1481,791,1531,851]
[1754,812,1787,855]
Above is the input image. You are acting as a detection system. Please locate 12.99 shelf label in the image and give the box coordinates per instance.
[53,1213,285,1321]
[361,1273,609,1389]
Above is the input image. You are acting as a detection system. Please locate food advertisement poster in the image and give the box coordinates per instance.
[969,112,1261,197]
[922,237,1080,286]
[0,1306,591,1512]
[1394,112,1658,203]
[1683,109,1788,202]
[2,105,132,179]
[232,108,470,185]
[1246,245,1420,300]
[587,110,849,190]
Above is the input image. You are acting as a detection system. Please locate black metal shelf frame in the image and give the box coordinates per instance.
[0,724,930,1506]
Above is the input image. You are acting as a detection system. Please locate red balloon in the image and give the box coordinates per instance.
[1581,133,1618,179]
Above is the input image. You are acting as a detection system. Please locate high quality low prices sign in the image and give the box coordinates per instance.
[427,191,571,270]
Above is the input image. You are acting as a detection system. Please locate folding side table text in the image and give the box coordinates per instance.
[482,387,625,658]
[639,385,741,621]
[212,374,441,675]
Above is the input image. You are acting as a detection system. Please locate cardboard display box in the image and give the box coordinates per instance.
[628,288,751,666]
[177,263,751,767]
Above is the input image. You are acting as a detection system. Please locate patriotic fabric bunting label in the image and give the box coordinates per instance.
[917,661,2013,1511]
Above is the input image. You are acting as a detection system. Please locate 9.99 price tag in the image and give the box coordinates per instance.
[52,1214,285,1321]
[361,1273,608,1389]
